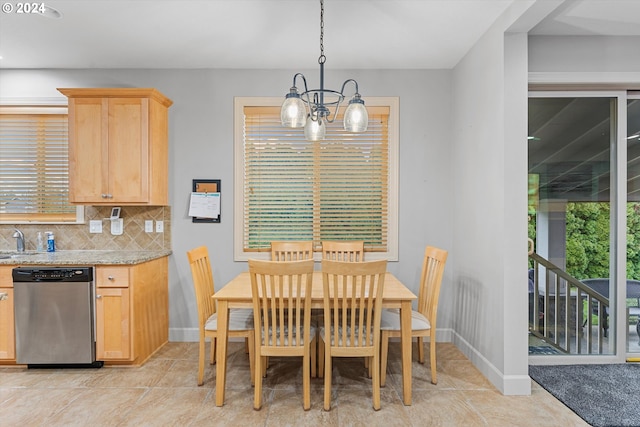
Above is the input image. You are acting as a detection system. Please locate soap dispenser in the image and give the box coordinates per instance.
[45,231,56,252]
[36,231,44,252]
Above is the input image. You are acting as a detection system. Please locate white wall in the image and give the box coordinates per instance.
[529,35,640,74]
[450,3,534,395]
[0,67,455,343]
[451,26,509,392]
[529,35,640,88]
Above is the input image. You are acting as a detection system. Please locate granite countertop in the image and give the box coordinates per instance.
[0,250,172,266]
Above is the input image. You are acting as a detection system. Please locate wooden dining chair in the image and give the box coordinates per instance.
[321,259,387,411]
[271,241,314,261]
[318,240,365,377]
[249,258,316,410]
[269,240,319,377]
[321,240,364,262]
[187,246,255,386]
[380,246,448,386]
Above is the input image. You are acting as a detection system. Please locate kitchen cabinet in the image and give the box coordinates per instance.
[0,266,15,362]
[96,286,131,360]
[95,257,168,365]
[58,88,173,205]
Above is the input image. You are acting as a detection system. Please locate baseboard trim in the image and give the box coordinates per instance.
[452,330,531,395]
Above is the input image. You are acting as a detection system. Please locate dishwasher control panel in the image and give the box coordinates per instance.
[13,267,93,282]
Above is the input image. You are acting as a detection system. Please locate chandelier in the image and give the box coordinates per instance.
[280,0,368,141]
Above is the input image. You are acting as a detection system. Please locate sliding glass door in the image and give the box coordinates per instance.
[528,91,636,359]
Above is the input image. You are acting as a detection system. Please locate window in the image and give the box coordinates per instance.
[234,97,398,261]
[0,106,82,223]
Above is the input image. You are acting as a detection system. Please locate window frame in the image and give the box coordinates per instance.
[233,96,399,261]
[0,104,84,224]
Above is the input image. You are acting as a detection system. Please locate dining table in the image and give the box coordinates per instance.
[212,270,417,407]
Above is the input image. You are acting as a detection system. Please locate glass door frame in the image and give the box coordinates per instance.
[528,89,629,364]
[627,92,640,360]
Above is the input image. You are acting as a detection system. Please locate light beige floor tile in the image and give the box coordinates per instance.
[44,387,146,426]
[0,387,82,426]
[439,359,494,390]
[266,388,339,426]
[464,389,589,427]
[191,388,270,426]
[384,356,459,391]
[333,387,411,426]
[434,342,469,360]
[153,341,199,360]
[0,341,589,427]
[156,358,207,388]
[404,389,487,427]
[328,358,377,389]
[0,366,58,387]
[118,387,209,426]
[83,358,174,388]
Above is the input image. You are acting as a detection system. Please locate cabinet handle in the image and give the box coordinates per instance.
[107,194,113,199]
[101,194,108,198]
[96,294,102,299]
[108,276,115,281]
[0,292,8,301]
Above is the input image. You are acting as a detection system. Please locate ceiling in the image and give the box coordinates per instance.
[1,0,639,70]
[529,98,640,202]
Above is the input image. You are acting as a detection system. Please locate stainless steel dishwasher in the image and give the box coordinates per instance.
[13,267,102,368]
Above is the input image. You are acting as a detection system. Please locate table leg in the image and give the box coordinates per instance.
[215,300,229,406]
[400,300,412,405]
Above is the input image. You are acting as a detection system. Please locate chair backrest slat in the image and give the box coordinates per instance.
[187,246,216,329]
[322,259,387,348]
[417,246,448,324]
[249,259,315,348]
[270,241,314,261]
[321,241,364,262]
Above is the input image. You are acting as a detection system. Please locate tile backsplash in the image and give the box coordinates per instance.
[0,206,171,251]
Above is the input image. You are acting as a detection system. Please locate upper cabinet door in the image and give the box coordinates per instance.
[67,97,106,203]
[60,88,172,205]
[107,97,149,203]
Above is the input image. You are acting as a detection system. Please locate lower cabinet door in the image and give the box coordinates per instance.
[0,288,15,360]
[96,287,131,360]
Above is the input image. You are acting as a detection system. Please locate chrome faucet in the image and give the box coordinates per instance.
[12,228,25,252]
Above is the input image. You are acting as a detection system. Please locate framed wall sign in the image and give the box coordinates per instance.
[189,179,221,223]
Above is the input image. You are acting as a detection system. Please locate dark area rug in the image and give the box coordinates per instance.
[529,364,640,427]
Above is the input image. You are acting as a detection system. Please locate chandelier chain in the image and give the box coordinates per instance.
[319,0,326,64]
[280,0,367,138]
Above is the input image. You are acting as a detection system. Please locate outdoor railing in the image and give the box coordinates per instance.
[529,252,610,355]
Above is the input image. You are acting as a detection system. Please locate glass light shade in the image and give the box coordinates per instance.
[343,97,368,132]
[281,94,307,128]
[304,116,326,141]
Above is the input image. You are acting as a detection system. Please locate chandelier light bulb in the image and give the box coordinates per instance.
[344,95,368,132]
[304,116,326,141]
[281,91,307,128]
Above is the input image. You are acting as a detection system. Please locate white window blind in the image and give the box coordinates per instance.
[242,105,390,253]
[0,108,77,222]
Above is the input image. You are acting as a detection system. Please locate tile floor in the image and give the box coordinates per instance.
[0,341,587,426]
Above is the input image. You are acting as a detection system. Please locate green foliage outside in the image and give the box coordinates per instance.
[628,203,640,280]
[565,203,611,280]
[528,202,640,281]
